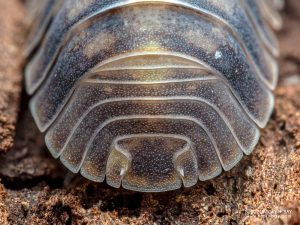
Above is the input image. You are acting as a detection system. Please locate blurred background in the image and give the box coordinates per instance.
[0,0,299,224]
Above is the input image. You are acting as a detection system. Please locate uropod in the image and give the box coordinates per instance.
[25,0,283,192]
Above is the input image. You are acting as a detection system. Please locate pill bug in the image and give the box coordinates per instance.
[25,0,283,192]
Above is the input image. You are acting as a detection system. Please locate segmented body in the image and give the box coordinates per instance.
[25,0,282,192]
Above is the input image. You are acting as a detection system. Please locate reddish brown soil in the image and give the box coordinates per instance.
[0,0,25,153]
[0,0,299,224]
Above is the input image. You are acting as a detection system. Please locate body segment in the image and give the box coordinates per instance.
[26,0,282,192]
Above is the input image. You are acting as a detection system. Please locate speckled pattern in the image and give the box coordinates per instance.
[25,0,283,192]
[0,0,300,223]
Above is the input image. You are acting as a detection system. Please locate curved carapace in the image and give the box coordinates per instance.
[25,0,282,192]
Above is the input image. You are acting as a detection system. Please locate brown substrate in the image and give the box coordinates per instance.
[0,0,299,224]
[0,0,25,153]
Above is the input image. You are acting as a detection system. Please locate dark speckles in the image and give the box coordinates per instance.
[26,0,280,192]
[30,5,273,130]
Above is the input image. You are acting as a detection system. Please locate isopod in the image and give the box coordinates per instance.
[25,0,283,192]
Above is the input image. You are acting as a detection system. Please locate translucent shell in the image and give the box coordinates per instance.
[25,0,281,192]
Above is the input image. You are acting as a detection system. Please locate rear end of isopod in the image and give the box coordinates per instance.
[24,0,283,192]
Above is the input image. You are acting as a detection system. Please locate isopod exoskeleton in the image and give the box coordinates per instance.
[25,0,282,192]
